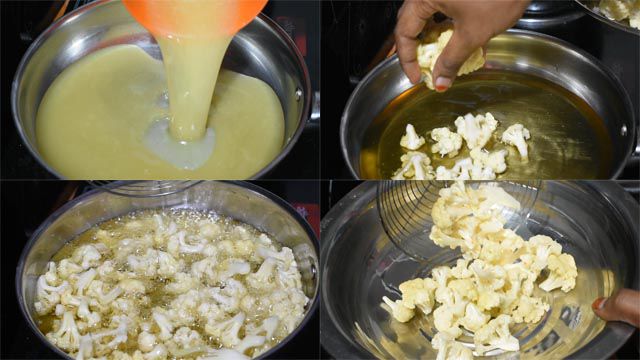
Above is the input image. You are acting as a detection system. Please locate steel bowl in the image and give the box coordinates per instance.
[16,181,319,359]
[321,181,639,359]
[575,0,640,35]
[11,0,311,179]
[340,29,637,179]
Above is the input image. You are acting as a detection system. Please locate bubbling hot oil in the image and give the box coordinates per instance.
[360,70,613,179]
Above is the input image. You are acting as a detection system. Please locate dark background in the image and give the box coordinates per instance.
[0,0,320,180]
[321,0,640,179]
[0,180,320,359]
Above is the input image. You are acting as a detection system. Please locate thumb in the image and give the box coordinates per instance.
[592,289,640,328]
[432,29,482,92]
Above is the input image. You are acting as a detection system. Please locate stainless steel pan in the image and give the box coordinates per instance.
[341,29,637,179]
[16,181,319,359]
[11,0,311,179]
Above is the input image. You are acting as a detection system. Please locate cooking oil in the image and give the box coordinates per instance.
[360,70,613,179]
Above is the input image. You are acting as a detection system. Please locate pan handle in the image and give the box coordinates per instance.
[309,91,320,124]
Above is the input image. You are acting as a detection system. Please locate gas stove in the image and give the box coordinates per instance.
[0,0,320,179]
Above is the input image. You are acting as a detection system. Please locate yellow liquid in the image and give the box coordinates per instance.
[36,45,284,179]
[360,71,613,179]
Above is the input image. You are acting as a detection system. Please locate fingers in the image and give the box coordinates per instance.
[592,289,640,328]
[394,1,435,84]
[432,27,482,92]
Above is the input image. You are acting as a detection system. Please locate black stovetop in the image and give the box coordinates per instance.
[0,180,320,359]
[0,0,320,180]
[321,0,639,180]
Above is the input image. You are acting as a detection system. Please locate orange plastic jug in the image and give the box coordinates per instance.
[123,0,267,38]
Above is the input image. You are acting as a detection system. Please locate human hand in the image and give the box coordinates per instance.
[592,288,640,328]
[394,0,530,91]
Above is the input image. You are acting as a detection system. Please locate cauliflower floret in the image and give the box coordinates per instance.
[118,279,146,294]
[432,305,463,338]
[416,23,484,89]
[521,235,563,273]
[235,335,266,354]
[398,278,438,315]
[152,308,175,341]
[458,302,490,332]
[431,332,473,360]
[400,124,426,150]
[71,245,102,270]
[35,275,70,315]
[204,312,245,348]
[473,314,520,355]
[246,316,279,339]
[167,290,201,326]
[510,295,549,324]
[46,311,80,351]
[599,0,633,20]
[58,259,84,279]
[44,262,61,286]
[138,332,157,353]
[501,123,531,160]
[391,151,435,180]
[92,315,131,351]
[454,112,498,150]
[172,327,204,349]
[166,272,199,294]
[470,147,508,175]
[431,127,463,157]
[218,259,251,281]
[246,258,277,291]
[76,334,94,360]
[435,157,497,180]
[539,253,578,292]
[382,296,415,323]
[157,251,180,278]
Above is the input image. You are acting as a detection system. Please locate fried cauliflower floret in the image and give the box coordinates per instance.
[501,123,531,160]
[539,253,578,292]
[392,151,435,180]
[382,296,415,323]
[454,112,498,150]
[431,127,463,158]
[400,124,426,150]
[416,23,485,90]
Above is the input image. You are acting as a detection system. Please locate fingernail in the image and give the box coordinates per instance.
[435,77,451,92]
[592,297,607,310]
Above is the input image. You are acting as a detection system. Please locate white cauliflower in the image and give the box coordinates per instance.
[397,278,438,315]
[470,147,508,175]
[599,0,633,20]
[47,311,81,351]
[204,312,245,348]
[382,296,415,323]
[474,315,520,355]
[539,253,578,292]
[35,275,70,315]
[454,112,498,150]
[431,127,463,157]
[71,245,102,270]
[501,123,531,160]
[416,23,485,89]
[431,332,473,360]
[392,151,435,180]
[400,124,426,150]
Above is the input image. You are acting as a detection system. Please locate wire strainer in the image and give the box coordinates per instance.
[88,180,202,198]
[376,180,542,260]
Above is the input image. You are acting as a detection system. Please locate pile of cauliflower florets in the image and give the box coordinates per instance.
[392,115,531,180]
[34,210,308,360]
[382,181,578,359]
[597,0,640,29]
